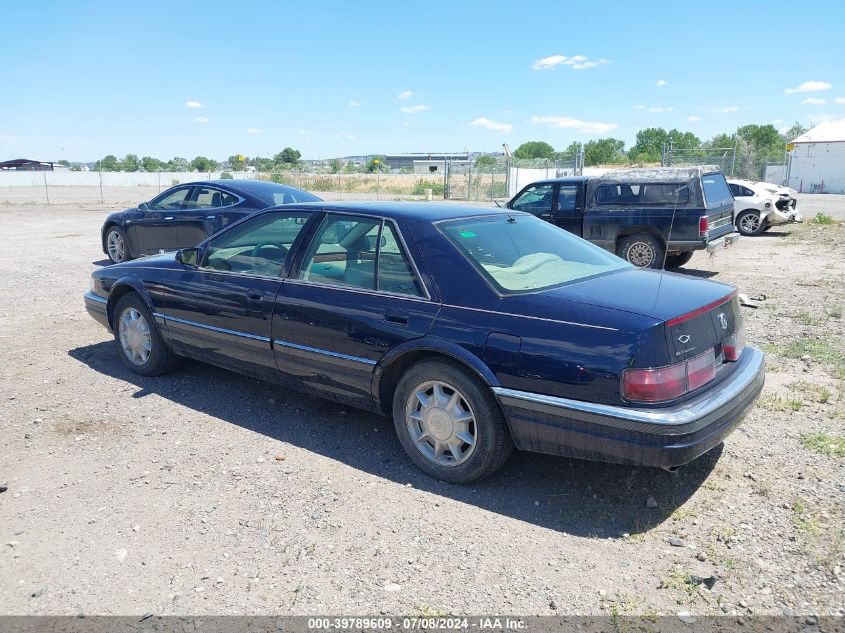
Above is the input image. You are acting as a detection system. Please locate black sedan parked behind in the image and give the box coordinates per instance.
[101,179,321,263]
[85,202,764,483]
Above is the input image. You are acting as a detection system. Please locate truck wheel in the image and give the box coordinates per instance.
[736,210,764,236]
[665,251,694,269]
[617,234,664,269]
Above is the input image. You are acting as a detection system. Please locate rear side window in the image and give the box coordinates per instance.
[702,173,733,207]
[595,183,689,205]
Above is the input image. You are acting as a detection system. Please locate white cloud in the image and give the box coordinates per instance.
[194,116,210,124]
[648,106,674,113]
[0,134,17,144]
[802,97,826,105]
[720,106,739,113]
[185,100,204,109]
[348,100,363,107]
[469,117,512,133]
[808,113,840,124]
[530,115,618,134]
[785,80,832,94]
[835,97,845,105]
[532,54,608,71]
[332,133,355,139]
[656,79,667,87]
[687,115,701,122]
[397,90,413,100]
[245,127,261,134]
[632,105,647,110]
[400,105,431,114]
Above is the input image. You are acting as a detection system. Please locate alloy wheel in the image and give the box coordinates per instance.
[118,307,152,366]
[405,380,477,467]
[107,230,126,263]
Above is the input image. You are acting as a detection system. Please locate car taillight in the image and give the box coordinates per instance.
[699,216,709,237]
[622,349,716,403]
[723,327,746,362]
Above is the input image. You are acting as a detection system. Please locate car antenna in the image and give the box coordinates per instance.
[506,213,517,224]
[660,180,686,270]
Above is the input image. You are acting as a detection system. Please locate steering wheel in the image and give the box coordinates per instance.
[250,242,288,274]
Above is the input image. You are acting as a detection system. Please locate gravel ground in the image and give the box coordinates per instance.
[0,204,843,618]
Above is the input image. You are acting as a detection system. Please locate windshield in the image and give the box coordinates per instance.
[438,214,631,294]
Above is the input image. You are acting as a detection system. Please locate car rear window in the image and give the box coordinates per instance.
[595,183,689,205]
[254,185,321,207]
[702,172,733,208]
[438,214,630,294]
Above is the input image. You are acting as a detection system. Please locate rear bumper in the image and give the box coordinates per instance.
[494,346,765,469]
[84,292,111,331]
[768,209,803,226]
[706,231,740,254]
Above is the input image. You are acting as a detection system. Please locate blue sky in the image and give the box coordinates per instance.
[2,0,844,162]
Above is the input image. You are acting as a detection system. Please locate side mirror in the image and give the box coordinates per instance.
[176,247,200,267]
[138,202,150,211]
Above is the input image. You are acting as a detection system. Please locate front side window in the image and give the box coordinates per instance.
[299,214,424,296]
[151,187,190,210]
[510,184,554,215]
[439,213,630,293]
[201,211,311,277]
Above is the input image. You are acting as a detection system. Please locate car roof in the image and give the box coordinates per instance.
[592,165,721,185]
[262,200,512,222]
[172,179,309,194]
[518,176,591,185]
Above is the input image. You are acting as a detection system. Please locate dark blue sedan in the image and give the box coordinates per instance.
[101,179,321,263]
[84,202,765,483]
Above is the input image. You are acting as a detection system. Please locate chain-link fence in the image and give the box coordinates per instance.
[663,145,789,185]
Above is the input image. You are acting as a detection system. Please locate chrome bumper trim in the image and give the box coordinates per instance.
[493,346,764,431]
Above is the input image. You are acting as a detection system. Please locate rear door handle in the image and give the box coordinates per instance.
[247,291,264,302]
[164,216,174,220]
[384,312,408,325]
[206,215,216,219]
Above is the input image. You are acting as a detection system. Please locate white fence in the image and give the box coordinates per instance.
[0,171,257,187]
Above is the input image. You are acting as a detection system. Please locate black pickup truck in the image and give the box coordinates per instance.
[506,166,739,269]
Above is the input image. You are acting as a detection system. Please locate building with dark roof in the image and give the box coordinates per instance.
[0,158,55,171]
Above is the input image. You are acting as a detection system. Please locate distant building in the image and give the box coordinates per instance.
[385,153,469,172]
[788,119,845,194]
[0,158,55,171]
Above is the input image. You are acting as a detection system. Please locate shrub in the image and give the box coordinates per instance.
[411,180,445,196]
[813,213,834,225]
[220,172,233,179]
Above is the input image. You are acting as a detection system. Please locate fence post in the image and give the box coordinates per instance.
[98,169,104,205]
[43,171,50,205]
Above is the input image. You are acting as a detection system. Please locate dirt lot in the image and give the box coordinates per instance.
[0,203,843,618]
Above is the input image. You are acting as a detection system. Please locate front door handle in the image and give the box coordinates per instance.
[164,216,174,220]
[384,312,408,325]
[206,215,216,220]
[246,291,264,302]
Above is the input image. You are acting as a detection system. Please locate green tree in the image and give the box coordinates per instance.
[513,141,555,160]
[120,154,140,171]
[141,156,163,172]
[228,154,247,171]
[366,156,388,173]
[191,156,216,172]
[584,138,626,166]
[782,122,808,142]
[475,154,497,167]
[250,156,275,171]
[737,124,781,152]
[167,157,190,171]
[94,154,120,171]
[557,142,582,159]
[329,158,344,173]
[274,147,302,164]
[57,159,70,167]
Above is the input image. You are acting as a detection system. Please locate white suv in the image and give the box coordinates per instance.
[727,179,803,236]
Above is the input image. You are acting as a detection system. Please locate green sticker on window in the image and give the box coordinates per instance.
[459,230,477,238]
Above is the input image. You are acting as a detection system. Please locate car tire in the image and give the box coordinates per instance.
[105,226,131,264]
[113,293,178,376]
[736,210,764,236]
[665,251,694,269]
[392,359,513,483]
[617,233,665,269]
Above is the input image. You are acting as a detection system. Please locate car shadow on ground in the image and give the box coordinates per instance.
[68,342,719,537]
[674,267,719,279]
